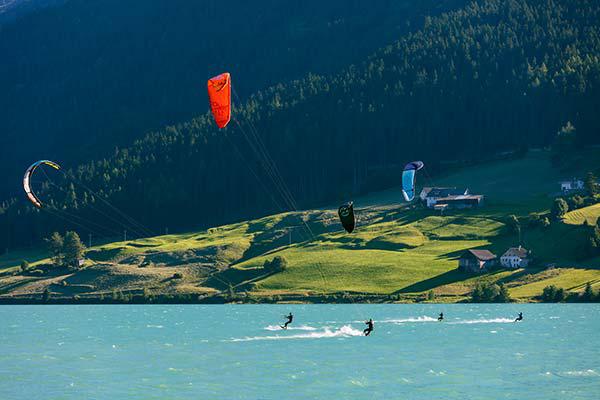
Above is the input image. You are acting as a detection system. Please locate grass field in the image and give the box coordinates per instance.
[564,203,600,226]
[1,150,599,302]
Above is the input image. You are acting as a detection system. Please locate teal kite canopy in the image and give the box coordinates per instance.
[401,161,424,202]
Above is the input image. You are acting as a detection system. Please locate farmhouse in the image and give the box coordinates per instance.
[435,194,484,209]
[458,249,498,273]
[420,187,469,208]
[500,246,530,269]
[559,178,584,193]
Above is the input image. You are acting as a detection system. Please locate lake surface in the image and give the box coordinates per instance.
[0,304,599,399]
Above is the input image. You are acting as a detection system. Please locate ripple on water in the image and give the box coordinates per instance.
[560,370,599,377]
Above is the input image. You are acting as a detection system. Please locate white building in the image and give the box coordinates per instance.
[420,187,469,208]
[500,246,530,269]
[559,178,584,193]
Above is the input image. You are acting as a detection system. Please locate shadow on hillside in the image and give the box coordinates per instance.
[0,277,39,295]
[392,209,429,226]
[205,267,276,291]
[364,240,416,251]
[87,247,124,262]
[127,242,160,249]
[63,267,105,285]
[394,269,475,294]
[436,248,470,260]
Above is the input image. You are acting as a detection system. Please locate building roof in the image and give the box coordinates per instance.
[421,187,467,198]
[502,247,529,259]
[559,179,582,184]
[462,249,497,261]
[436,195,484,202]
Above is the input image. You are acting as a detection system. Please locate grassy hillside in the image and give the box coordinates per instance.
[1,151,599,302]
[564,204,600,226]
[5,0,600,252]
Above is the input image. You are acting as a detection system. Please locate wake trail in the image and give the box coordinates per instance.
[448,318,514,325]
[229,325,363,342]
[379,316,438,324]
[264,325,317,331]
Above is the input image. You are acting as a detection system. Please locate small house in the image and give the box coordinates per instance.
[458,249,498,273]
[500,246,530,269]
[435,194,484,209]
[420,187,469,208]
[559,178,584,193]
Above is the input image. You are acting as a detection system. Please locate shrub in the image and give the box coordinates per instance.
[581,282,595,302]
[541,285,565,302]
[471,282,511,303]
[568,195,585,210]
[585,172,599,196]
[540,217,551,228]
[263,256,288,273]
[20,260,30,273]
[551,198,569,220]
[111,290,121,302]
[172,272,183,279]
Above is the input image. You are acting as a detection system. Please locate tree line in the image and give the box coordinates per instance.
[0,0,462,197]
[2,0,600,250]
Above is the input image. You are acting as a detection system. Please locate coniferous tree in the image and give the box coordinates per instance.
[63,231,85,269]
[46,232,64,267]
[42,288,50,302]
[585,172,598,197]
[582,282,595,301]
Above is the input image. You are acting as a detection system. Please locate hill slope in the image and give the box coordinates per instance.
[0,0,463,195]
[564,204,600,226]
[3,0,600,251]
[2,151,598,303]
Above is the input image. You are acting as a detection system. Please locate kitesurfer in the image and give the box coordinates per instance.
[438,312,444,322]
[281,313,293,329]
[363,319,374,336]
[514,312,523,322]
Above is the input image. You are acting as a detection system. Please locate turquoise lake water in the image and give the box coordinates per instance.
[0,304,598,399]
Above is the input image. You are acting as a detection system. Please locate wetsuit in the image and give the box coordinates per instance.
[363,319,374,336]
[514,312,523,322]
[282,313,293,329]
[438,312,444,322]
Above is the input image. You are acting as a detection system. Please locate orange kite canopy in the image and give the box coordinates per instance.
[207,72,232,129]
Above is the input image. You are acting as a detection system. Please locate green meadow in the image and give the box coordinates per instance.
[1,150,599,302]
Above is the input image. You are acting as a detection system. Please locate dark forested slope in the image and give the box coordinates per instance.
[0,0,463,196]
[2,0,599,249]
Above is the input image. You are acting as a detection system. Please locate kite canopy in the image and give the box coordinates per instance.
[207,72,232,129]
[401,161,424,202]
[338,202,356,233]
[23,160,61,208]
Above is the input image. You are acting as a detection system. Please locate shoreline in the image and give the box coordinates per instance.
[0,294,535,305]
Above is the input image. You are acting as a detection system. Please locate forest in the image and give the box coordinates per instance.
[0,0,463,197]
[1,0,599,250]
